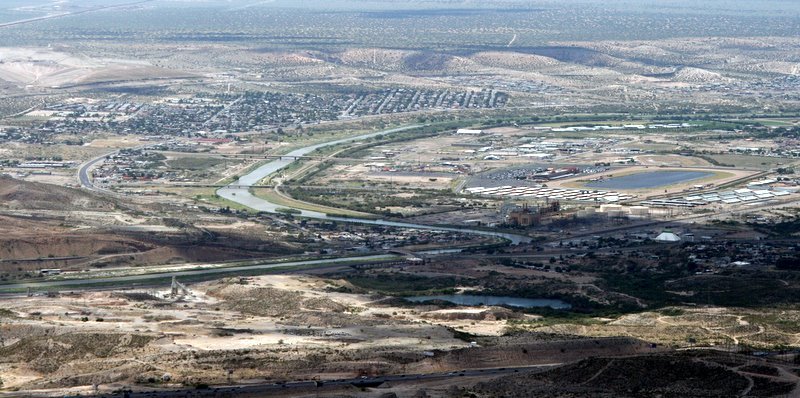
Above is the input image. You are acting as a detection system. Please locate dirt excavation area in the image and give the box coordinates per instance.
[0,47,192,88]
[0,210,302,274]
[0,274,666,396]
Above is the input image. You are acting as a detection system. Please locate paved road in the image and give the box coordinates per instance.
[0,254,396,292]
[76,126,532,244]
[0,1,154,29]
[56,364,560,398]
[216,125,533,245]
[77,152,109,189]
[77,143,154,192]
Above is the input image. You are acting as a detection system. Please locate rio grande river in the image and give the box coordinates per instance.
[217,125,532,245]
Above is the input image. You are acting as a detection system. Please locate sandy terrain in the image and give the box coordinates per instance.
[0,47,192,88]
[1,259,798,396]
[0,273,522,393]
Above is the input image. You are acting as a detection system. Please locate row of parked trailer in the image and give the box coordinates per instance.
[642,188,791,208]
[464,186,636,202]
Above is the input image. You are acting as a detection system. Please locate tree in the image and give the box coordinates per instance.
[776,256,800,271]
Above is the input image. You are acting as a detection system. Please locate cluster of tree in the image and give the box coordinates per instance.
[775,256,800,271]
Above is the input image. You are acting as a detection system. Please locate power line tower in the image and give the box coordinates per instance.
[170,276,190,298]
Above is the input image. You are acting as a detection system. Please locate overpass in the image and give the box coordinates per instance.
[219,154,370,162]
[111,184,274,189]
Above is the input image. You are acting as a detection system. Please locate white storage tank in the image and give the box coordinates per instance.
[629,206,650,217]
[606,210,626,218]
[599,204,623,213]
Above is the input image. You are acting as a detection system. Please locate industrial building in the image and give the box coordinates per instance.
[655,231,681,243]
[507,204,538,227]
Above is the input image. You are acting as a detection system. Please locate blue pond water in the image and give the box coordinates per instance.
[585,171,712,189]
[405,294,571,309]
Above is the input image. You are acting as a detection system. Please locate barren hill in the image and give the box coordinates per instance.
[0,47,192,88]
[673,66,731,83]
[0,174,116,211]
[470,51,562,71]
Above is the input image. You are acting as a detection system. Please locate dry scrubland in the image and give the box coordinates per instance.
[0,274,512,392]
[512,307,800,348]
[0,47,193,88]
[181,37,800,111]
[1,274,799,396]
[475,350,800,397]
[0,4,799,397]
[2,36,798,113]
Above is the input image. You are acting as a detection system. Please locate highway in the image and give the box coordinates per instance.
[56,364,560,398]
[77,152,109,190]
[0,254,396,293]
[0,1,155,29]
